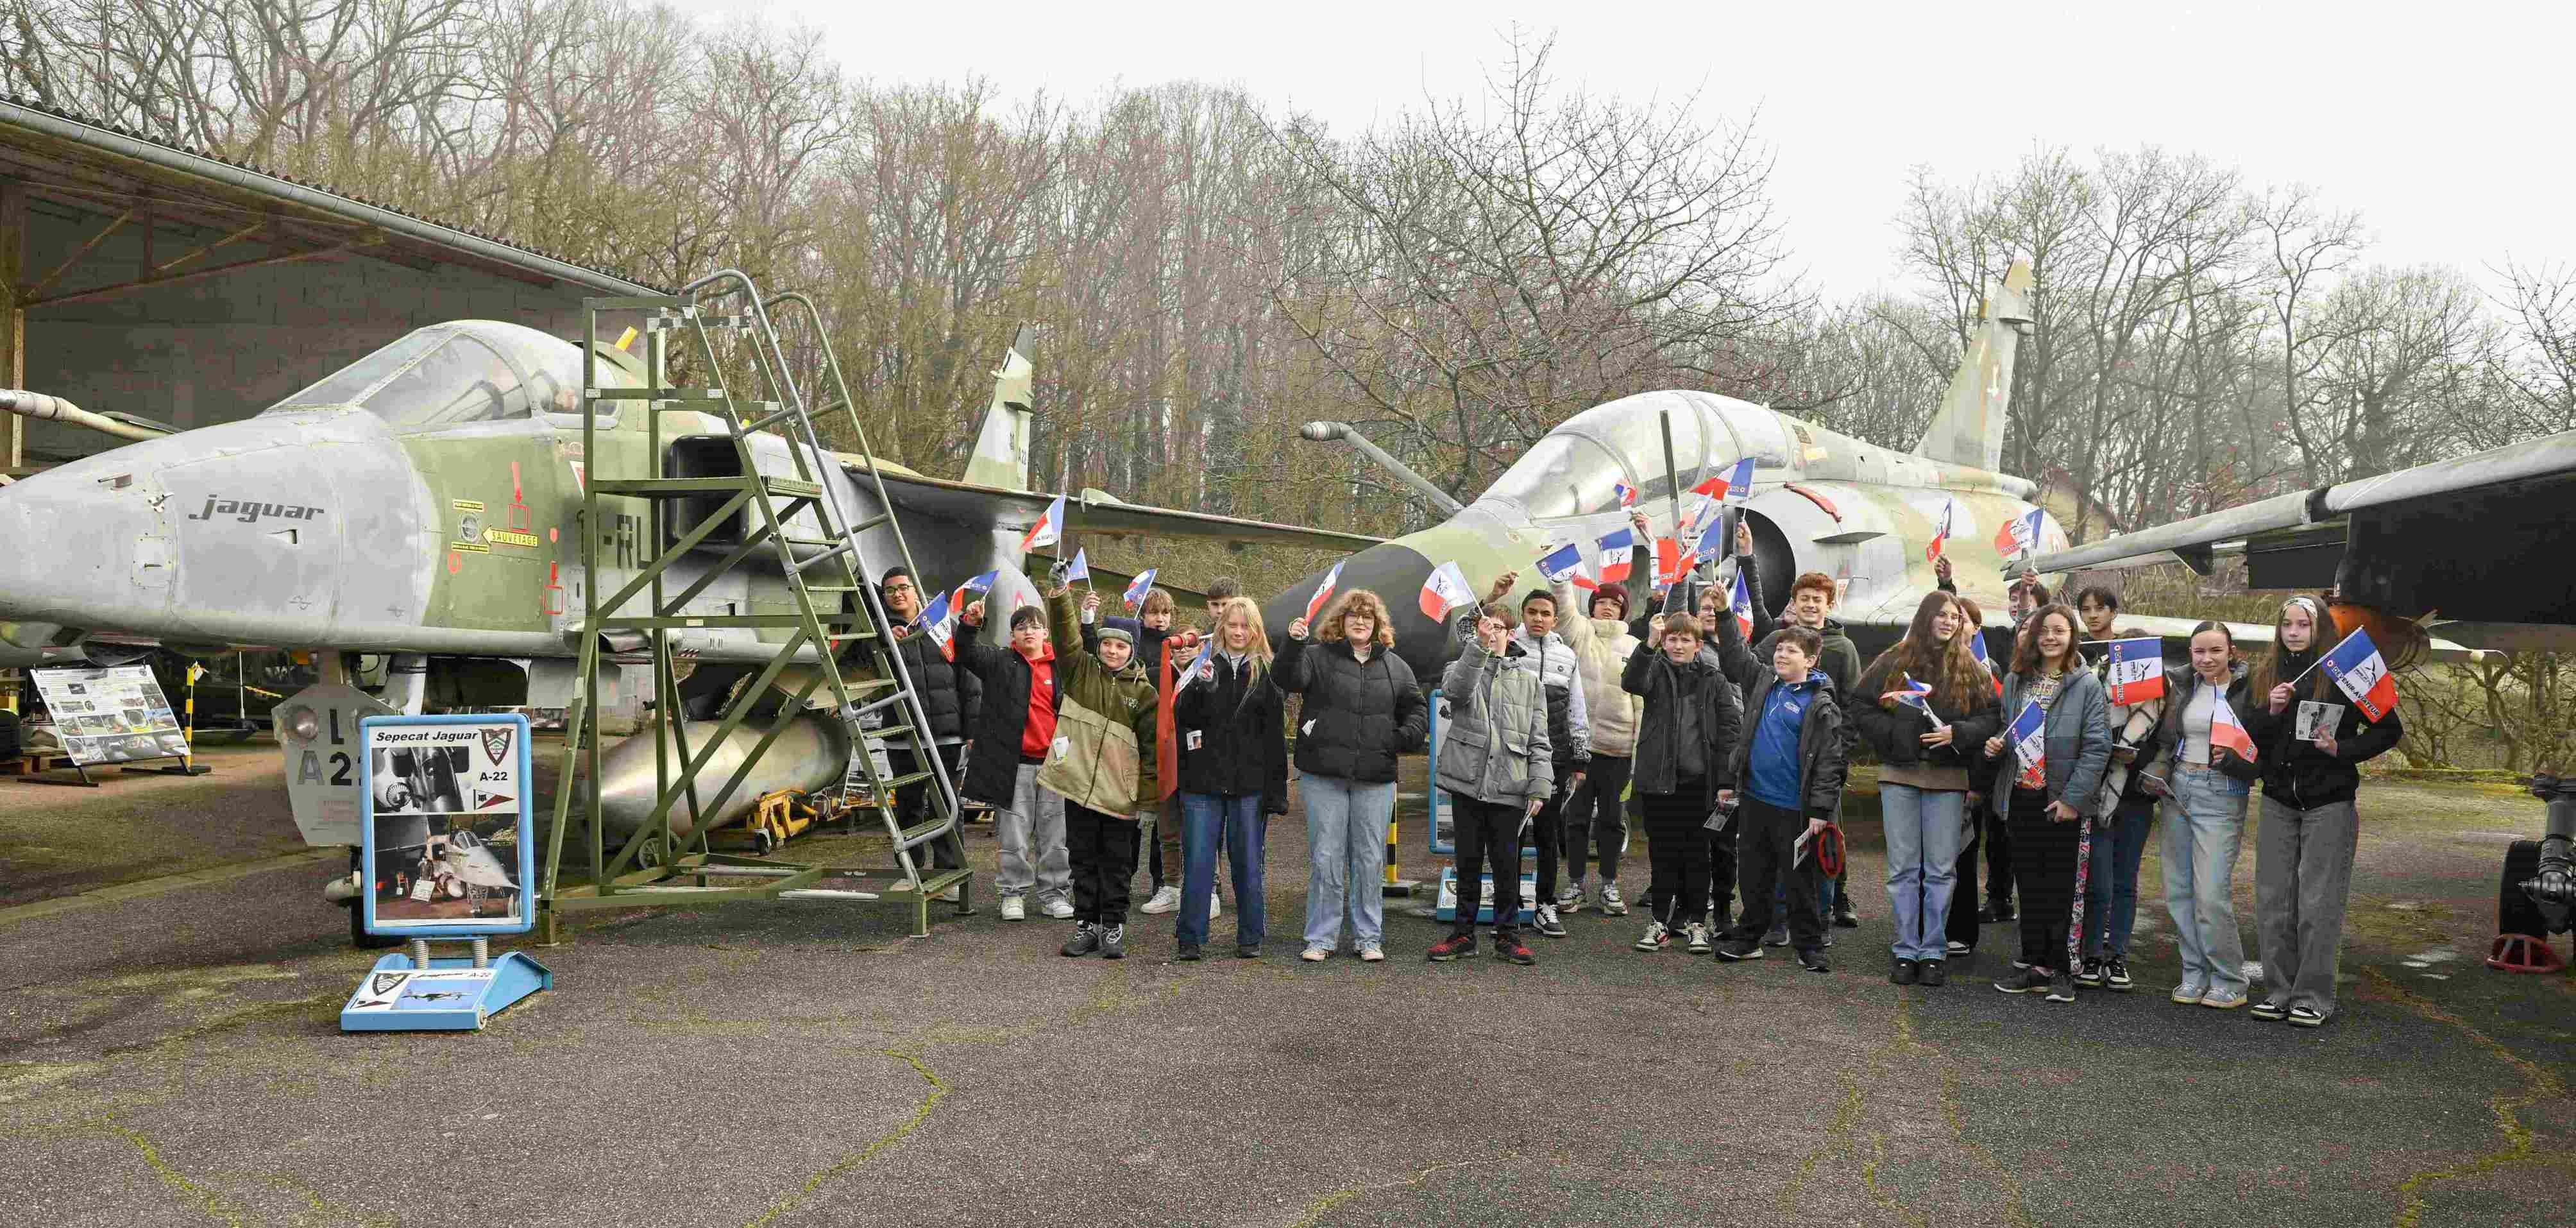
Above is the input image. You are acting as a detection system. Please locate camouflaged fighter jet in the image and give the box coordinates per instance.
[0,320,1377,848]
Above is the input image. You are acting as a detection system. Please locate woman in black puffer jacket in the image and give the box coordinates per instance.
[1279,589,1428,962]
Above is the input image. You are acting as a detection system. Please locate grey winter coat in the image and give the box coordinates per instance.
[1435,637,1554,807]
[1988,663,2114,814]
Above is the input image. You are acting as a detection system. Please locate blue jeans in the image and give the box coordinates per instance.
[1879,783,1967,962]
[2162,764,2250,994]
[1178,792,1266,950]
[1301,776,1396,952]
[2082,794,2156,960]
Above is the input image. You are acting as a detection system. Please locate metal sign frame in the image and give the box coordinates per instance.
[359,712,536,938]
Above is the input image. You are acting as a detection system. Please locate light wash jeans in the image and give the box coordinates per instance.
[997,762,1071,901]
[2082,794,2156,960]
[1178,792,1267,950]
[1879,783,1968,962]
[2161,763,2251,994]
[1301,775,1397,953]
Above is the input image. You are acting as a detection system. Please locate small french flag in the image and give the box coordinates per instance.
[1926,500,1954,561]
[1613,482,1639,509]
[1894,673,1938,722]
[2210,693,2258,762]
[1122,568,1157,611]
[1536,541,1586,586]
[1730,569,1755,640]
[1303,560,1345,623]
[1020,494,1066,552]
[1992,506,2044,557]
[1653,537,1686,590]
[1967,630,2003,695]
[1695,457,1757,503]
[1595,527,1636,584]
[917,590,956,661]
[1063,548,1090,584]
[2320,626,2400,722]
[2007,699,2047,778]
[1419,561,1476,622]
[2103,637,2165,706]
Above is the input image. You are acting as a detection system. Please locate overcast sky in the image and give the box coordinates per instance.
[713,1,2569,302]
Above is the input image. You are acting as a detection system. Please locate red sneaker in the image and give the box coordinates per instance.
[1495,934,1536,966]
[1427,932,1480,962]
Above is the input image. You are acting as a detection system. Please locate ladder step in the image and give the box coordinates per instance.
[895,816,956,847]
[857,724,917,740]
[870,771,935,792]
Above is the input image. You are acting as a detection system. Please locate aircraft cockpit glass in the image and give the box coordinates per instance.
[1482,434,1625,519]
[263,320,598,430]
[353,334,526,429]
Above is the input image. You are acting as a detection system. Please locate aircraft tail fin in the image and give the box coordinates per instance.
[961,327,1037,491]
[1913,260,2033,474]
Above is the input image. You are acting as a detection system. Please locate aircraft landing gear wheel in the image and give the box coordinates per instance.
[2498,839,2549,942]
[348,849,401,950]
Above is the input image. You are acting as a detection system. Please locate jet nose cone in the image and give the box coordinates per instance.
[0,452,172,629]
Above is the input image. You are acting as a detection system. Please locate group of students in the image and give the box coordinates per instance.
[872,522,2398,1026]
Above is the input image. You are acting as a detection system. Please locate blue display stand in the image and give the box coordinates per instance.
[341,951,552,1032]
[341,714,548,1032]
[1423,688,1541,925]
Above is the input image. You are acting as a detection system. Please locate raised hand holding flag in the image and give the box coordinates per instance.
[1926,499,1954,561]
[1019,494,1066,552]
[1536,540,1586,586]
[1730,568,1755,640]
[1303,559,1346,623]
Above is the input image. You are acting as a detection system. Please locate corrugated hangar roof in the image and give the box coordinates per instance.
[0,96,663,300]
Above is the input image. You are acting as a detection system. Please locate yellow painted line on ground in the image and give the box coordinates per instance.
[0,848,341,927]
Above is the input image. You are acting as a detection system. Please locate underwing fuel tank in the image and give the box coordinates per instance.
[595,710,849,840]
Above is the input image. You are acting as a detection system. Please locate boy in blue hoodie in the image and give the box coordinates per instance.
[1709,618,1851,972]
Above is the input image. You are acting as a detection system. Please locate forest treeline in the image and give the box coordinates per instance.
[7,3,2573,765]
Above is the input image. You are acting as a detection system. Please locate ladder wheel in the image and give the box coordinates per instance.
[632,833,668,869]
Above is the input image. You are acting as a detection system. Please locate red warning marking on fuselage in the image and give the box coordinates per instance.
[447,549,463,575]
[508,461,533,531]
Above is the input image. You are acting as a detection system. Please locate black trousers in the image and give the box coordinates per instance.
[1947,807,1984,951]
[1729,795,1824,951]
[890,744,965,871]
[1641,784,1711,930]
[1707,821,1737,914]
[1066,801,1142,926]
[1565,754,1631,883]
[1531,772,1570,904]
[2006,787,2081,971]
[1450,792,1525,938]
[1984,794,2017,907]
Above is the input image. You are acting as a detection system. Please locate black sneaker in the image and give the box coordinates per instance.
[2251,998,2290,1021]
[1059,922,1099,958]
[1715,938,1764,962]
[1176,942,1202,962]
[1979,901,2015,923]
[1919,959,1947,987]
[1427,932,1479,962]
[1099,923,1126,960]
[2074,960,2105,987]
[1235,944,1262,960]
[1833,904,1860,929]
[1763,923,1791,947]
[1994,966,2051,994]
[1890,957,1919,985]
[2105,959,2134,991]
[2287,1005,2326,1028]
[1495,933,1536,966]
[2044,971,2076,1003]
[1796,948,1830,973]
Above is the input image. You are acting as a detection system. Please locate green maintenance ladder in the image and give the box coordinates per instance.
[539,269,972,939]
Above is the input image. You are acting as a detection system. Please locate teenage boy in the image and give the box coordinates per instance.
[1042,584,1162,959]
[1709,615,1851,972]
[956,597,1072,920]
[877,566,979,894]
[1467,572,1589,937]
[1730,536,1862,932]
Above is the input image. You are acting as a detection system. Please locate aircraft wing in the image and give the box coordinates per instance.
[865,470,1384,553]
[2106,613,2488,665]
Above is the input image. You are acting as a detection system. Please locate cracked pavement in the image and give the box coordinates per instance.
[2,763,2572,1225]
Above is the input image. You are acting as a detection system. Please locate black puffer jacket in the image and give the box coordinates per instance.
[1174,650,1291,814]
[1622,643,1744,814]
[1848,652,2002,773]
[886,622,981,742]
[953,635,1060,807]
[1277,635,1427,783]
[2241,650,2405,809]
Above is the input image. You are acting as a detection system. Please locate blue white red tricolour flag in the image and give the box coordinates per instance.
[1613,482,1639,508]
[2210,693,2258,762]
[1182,635,1214,683]
[1121,568,1157,610]
[1303,560,1345,623]
[1063,549,1090,584]
[1695,457,1757,503]
[1730,569,1755,640]
[1992,507,2044,557]
[2103,637,2165,706]
[1926,500,1954,561]
[917,590,956,661]
[1536,540,1586,586]
[2007,698,2047,778]
[1966,629,2004,694]
[1419,561,1476,622]
[1894,674,1941,725]
[1019,494,1065,551]
[1595,527,1636,584]
[2319,626,2400,721]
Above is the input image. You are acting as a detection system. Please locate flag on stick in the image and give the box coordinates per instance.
[1730,569,1755,640]
[917,590,956,661]
[1595,528,1636,584]
[1063,549,1090,585]
[1695,457,1756,502]
[1536,541,1586,586]
[1926,500,1954,561]
[1992,507,2044,557]
[2103,637,2165,706]
[1303,560,1346,623]
[2318,626,2400,721]
[1122,568,1158,611]
[1613,482,1639,508]
[2007,699,2047,784]
[1420,561,1476,623]
[2210,693,2258,762]
[1019,494,1065,551]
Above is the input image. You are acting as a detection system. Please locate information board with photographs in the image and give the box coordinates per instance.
[29,665,189,765]
[359,713,534,937]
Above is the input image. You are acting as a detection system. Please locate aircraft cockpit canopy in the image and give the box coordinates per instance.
[261,320,621,431]
[1476,390,1797,520]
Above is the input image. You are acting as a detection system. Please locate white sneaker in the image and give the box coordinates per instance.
[1001,895,1026,921]
[1599,882,1629,916]
[1684,921,1713,954]
[1634,920,1670,951]
[1140,885,1182,915]
[1042,896,1075,920]
[1210,892,1223,920]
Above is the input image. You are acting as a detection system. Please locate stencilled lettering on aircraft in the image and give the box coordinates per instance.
[186,497,323,524]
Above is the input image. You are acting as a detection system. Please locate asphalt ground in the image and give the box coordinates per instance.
[3,748,2572,1226]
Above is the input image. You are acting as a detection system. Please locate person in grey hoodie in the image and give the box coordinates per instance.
[1462,572,1589,936]
[1983,603,2113,1003]
[1428,602,1554,966]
